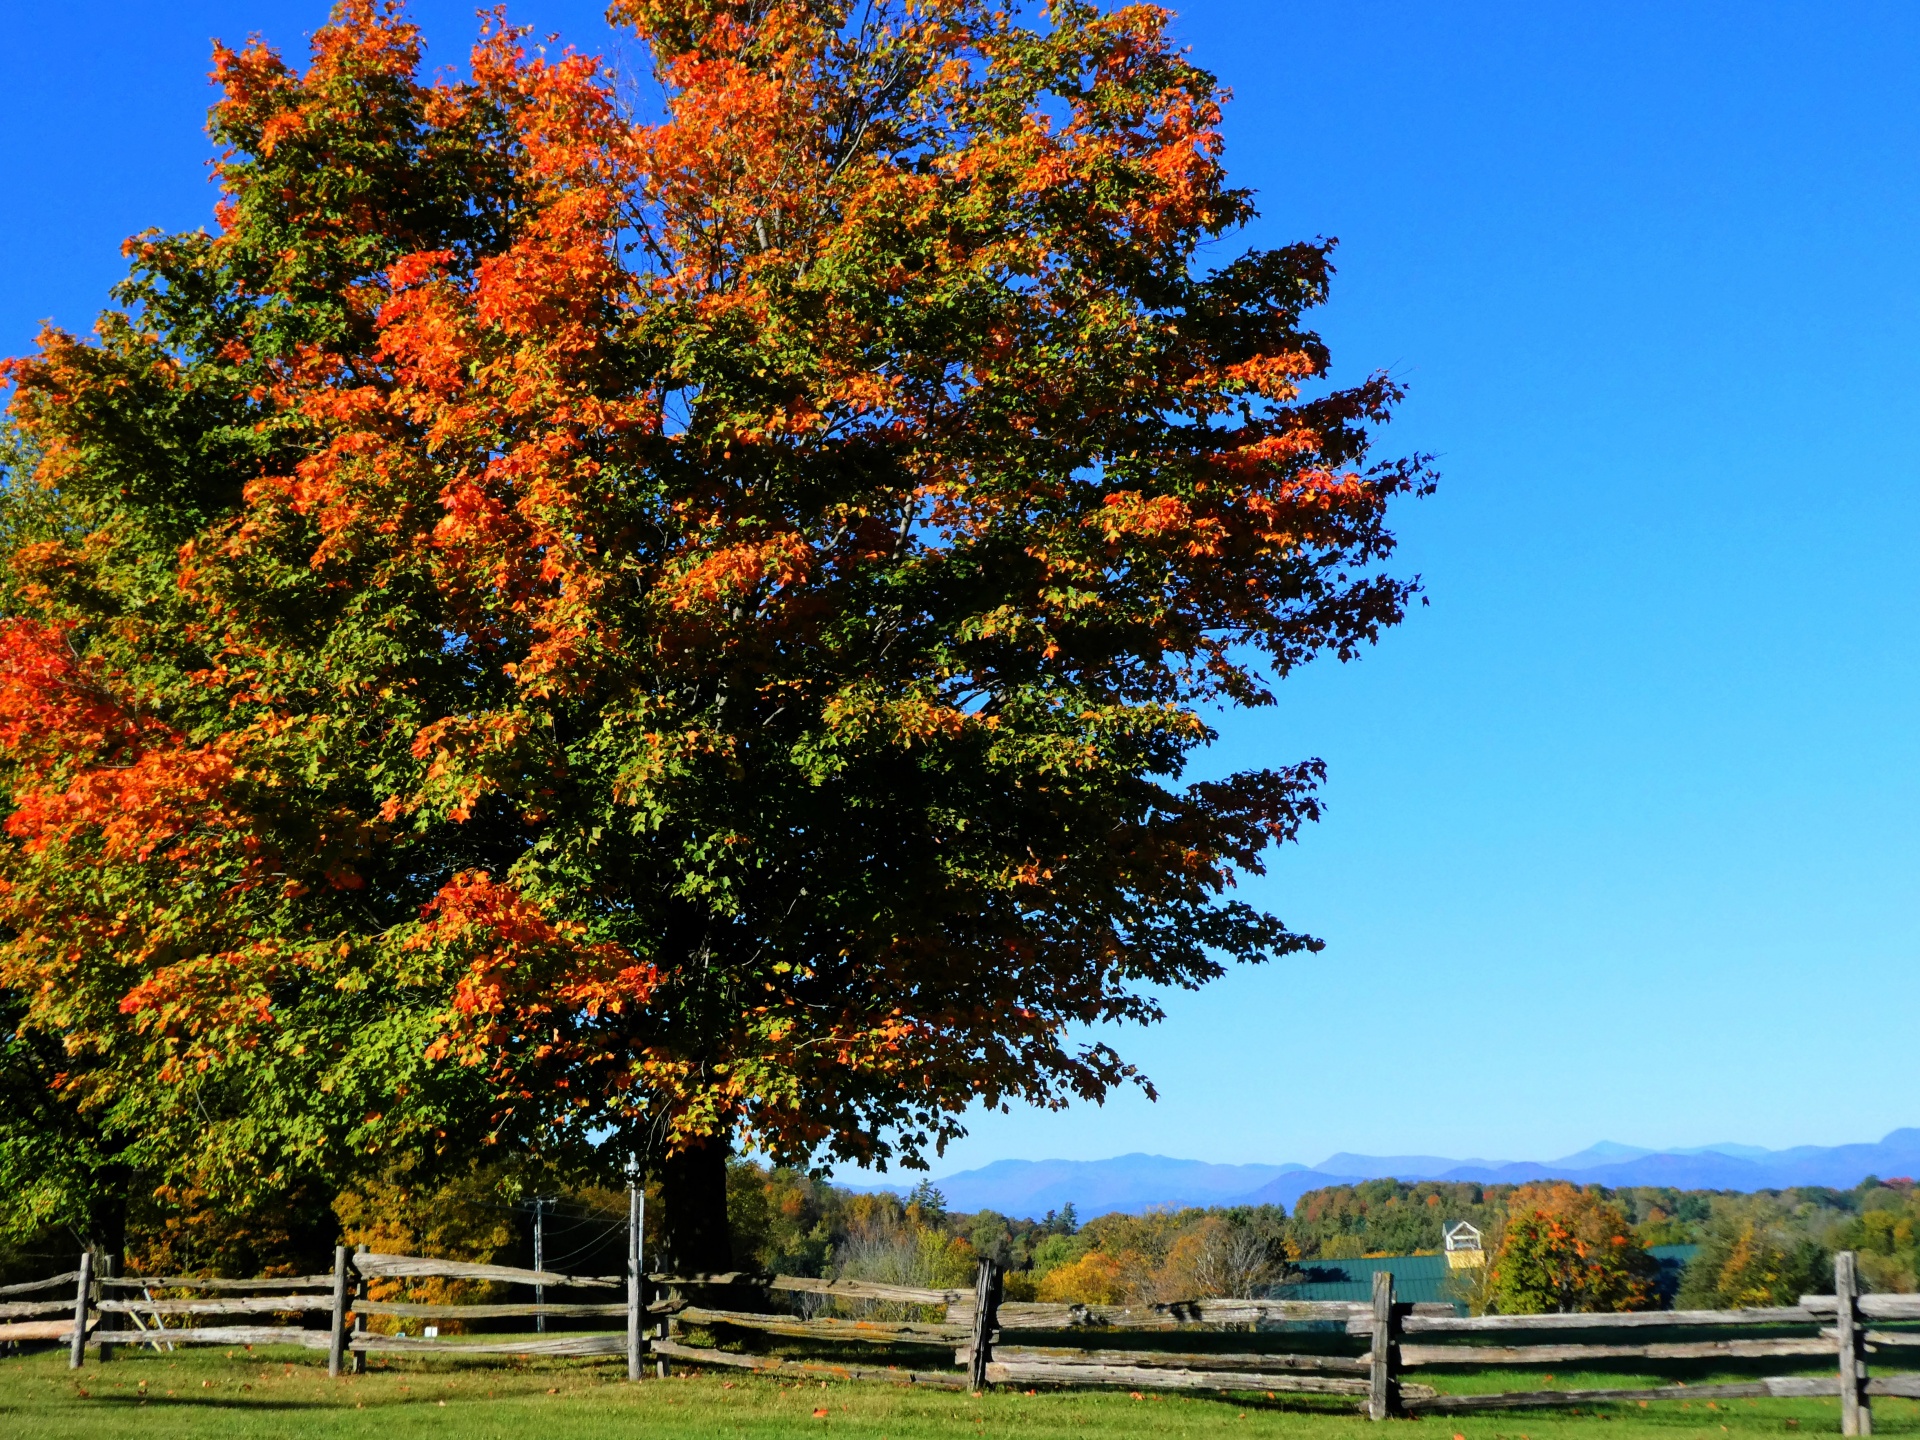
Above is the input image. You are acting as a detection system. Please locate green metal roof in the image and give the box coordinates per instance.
[1267,1244,1702,1314]
[1269,1253,1458,1308]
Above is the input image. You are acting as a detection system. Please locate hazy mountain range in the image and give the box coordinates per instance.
[854,1129,1920,1219]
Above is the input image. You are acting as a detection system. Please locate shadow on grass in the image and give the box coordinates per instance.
[78,1396,340,1411]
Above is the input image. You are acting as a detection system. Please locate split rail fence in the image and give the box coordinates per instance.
[4,1246,1916,1430]
[0,1249,632,1374]
[649,1250,1919,1433]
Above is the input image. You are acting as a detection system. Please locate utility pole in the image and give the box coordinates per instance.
[533,1197,547,1334]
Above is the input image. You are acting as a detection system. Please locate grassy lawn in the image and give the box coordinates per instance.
[3,1344,1916,1440]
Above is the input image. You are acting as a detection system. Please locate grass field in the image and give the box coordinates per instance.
[4,1344,1919,1440]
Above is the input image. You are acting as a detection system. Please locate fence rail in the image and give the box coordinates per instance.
[650,1253,1914,1426]
[98,1274,335,1292]
[0,1272,78,1298]
[5,1242,1915,1430]
[350,1253,621,1288]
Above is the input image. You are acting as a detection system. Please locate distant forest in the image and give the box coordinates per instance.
[715,1167,1920,1312]
[6,1164,1912,1317]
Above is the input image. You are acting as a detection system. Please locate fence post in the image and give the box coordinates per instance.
[351,1245,368,1376]
[67,1250,93,1370]
[1368,1267,1399,1420]
[627,1174,645,1382]
[97,1253,116,1363]
[327,1245,351,1379]
[1836,1250,1871,1436]
[533,1197,547,1334]
[656,1274,672,1380]
[967,1257,1001,1392]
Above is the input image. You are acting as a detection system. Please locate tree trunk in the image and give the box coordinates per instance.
[88,1165,130,1273]
[660,1134,732,1274]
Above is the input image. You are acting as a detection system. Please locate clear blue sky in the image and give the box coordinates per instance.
[2,2,1915,1173]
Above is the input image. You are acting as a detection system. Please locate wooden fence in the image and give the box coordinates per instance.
[6,1246,1917,1430]
[0,1248,629,1376]
[612,1249,1920,1431]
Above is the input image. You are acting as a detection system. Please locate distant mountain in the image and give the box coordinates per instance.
[1314,1152,1512,1180]
[1550,1142,1655,1168]
[1427,1152,1774,1191]
[861,1129,1920,1220]
[1550,1141,1781,1170]
[851,1154,1303,1218]
[1674,1143,1777,1163]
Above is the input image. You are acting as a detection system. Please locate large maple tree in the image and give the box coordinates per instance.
[0,0,1427,1267]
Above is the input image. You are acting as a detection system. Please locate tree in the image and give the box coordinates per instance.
[1840,1181,1920,1294]
[0,2,543,1261]
[0,0,1426,1267]
[1490,1183,1658,1314]
[1676,1199,1831,1310]
[1159,1213,1286,1299]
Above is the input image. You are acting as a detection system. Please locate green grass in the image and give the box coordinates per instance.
[3,1344,1917,1440]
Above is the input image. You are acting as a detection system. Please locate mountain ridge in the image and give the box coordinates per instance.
[852,1153,1306,1218]
[853,1129,1920,1219]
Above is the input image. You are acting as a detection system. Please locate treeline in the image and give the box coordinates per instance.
[723,1167,1920,1310]
[1225,1174,1916,1306]
[725,1166,1289,1304]
[5,1161,1914,1316]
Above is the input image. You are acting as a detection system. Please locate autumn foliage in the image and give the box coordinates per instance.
[0,0,1424,1259]
[1489,1183,1658,1314]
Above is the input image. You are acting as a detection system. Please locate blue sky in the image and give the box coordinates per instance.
[2,2,1916,1174]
